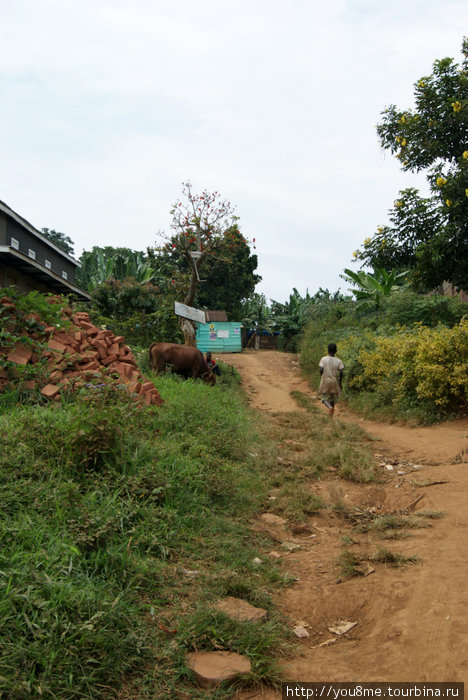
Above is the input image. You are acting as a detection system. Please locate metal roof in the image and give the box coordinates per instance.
[0,199,81,267]
[205,310,228,322]
[0,246,90,300]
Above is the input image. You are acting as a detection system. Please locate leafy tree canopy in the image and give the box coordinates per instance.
[41,228,75,256]
[195,227,261,319]
[90,279,161,318]
[152,182,258,343]
[355,38,468,291]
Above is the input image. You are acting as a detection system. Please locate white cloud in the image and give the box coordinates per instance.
[0,0,466,302]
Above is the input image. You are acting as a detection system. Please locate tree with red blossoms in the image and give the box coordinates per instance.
[157,182,250,345]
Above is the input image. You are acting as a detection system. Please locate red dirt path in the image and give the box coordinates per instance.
[224,350,468,696]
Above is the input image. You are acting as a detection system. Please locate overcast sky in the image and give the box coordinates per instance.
[0,1,465,302]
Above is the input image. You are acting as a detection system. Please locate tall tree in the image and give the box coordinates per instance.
[355,38,468,291]
[196,226,261,319]
[156,182,251,345]
[41,228,75,256]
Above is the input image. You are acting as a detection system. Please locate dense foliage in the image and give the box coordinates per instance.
[74,247,183,346]
[152,226,260,320]
[0,353,287,697]
[89,307,182,348]
[152,183,260,341]
[299,289,468,422]
[340,268,408,309]
[238,292,273,332]
[342,319,468,416]
[355,38,468,291]
[270,289,314,352]
[195,227,261,319]
[76,247,156,291]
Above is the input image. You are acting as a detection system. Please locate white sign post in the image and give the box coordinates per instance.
[174,302,206,324]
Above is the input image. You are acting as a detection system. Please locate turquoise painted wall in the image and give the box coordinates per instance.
[196,321,242,353]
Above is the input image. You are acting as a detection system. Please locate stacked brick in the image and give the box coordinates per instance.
[0,297,163,406]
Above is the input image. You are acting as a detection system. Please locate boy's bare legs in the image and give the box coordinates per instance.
[321,398,335,418]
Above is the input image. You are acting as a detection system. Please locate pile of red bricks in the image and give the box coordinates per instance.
[0,296,163,406]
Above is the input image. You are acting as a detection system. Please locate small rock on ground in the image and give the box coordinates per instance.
[281,541,301,552]
[214,596,268,622]
[186,651,252,688]
[260,513,288,526]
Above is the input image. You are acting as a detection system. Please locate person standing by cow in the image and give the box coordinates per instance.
[318,343,344,417]
[205,352,221,376]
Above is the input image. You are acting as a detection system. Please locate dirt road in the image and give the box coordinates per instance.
[223,351,468,695]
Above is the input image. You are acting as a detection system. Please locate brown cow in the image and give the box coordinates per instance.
[149,342,216,385]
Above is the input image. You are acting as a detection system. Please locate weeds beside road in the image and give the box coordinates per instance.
[2,347,465,698]
[0,368,293,698]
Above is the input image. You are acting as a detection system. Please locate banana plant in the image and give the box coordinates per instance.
[80,249,155,291]
[270,288,313,338]
[340,268,408,308]
[240,293,273,333]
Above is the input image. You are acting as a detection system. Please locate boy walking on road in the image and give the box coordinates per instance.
[319,343,344,417]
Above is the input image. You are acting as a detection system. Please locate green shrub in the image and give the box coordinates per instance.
[87,308,182,347]
[298,286,468,421]
[345,318,468,417]
[379,291,467,328]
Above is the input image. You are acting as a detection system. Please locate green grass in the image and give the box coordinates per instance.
[337,545,420,579]
[0,369,289,698]
[354,510,445,540]
[355,513,424,538]
[370,547,420,567]
[336,550,364,579]
[415,510,445,520]
[286,392,377,483]
[289,390,320,414]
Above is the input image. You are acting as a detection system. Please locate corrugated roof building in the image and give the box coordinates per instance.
[0,199,90,299]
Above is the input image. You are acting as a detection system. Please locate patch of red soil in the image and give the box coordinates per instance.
[225,350,468,696]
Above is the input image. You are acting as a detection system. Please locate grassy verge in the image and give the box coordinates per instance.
[284,391,377,484]
[0,367,291,698]
[336,547,420,580]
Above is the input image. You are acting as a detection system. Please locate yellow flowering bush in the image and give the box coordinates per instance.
[452,101,462,112]
[347,319,468,413]
[463,151,468,160]
[436,176,447,187]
